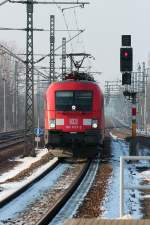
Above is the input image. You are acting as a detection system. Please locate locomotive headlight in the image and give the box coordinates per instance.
[72,105,76,111]
[92,119,98,128]
[49,119,56,128]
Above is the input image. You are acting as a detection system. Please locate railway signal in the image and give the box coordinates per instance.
[120,47,133,72]
[122,72,131,85]
[120,35,136,138]
[122,35,131,46]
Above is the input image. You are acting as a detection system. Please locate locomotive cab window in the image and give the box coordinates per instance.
[55,91,92,112]
[75,91,92,111]
[56,91,73,111]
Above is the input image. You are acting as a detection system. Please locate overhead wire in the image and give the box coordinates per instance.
[73,3,80,33]
[0,43,49,79]
[52,0,74,52]
[52,0,88,71]
[30,1,87,67]
[0,0,9,6]
[61,10,74,52]
[71,0,86,52]
[54,0,91,74]
[34,29,84,63]
[72,0,91,72]
[0,27,82,31]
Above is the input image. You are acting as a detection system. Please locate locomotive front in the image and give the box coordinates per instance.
[44,79,105,157]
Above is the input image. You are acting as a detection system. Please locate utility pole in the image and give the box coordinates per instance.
[13,61,18,129]
[62,37,66,80]
[137,64,142,129]
[50,15,55,83]
[131,92,136,137]
[3,77,6,132]
[143,62,147,133]
[36,73,40,149]
[16,62,19,130]
[37,73,40,125]
[24,0,35,156]
[0,56,7,132]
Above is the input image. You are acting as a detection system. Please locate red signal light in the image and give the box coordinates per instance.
[124,52,128,57]
[120,47,133,72]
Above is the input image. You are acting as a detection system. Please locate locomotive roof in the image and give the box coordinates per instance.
[47,80,104,97]
[53,80,97,84]
[50,80,102,89]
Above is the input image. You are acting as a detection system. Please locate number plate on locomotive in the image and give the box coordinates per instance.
[69,118,78,125]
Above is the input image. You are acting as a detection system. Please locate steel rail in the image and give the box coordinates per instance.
[0,129,24,138]
[36,160,90,225]
[0,135,24,143]
[0,138,24,150]
[0,130,25,150]
[0,159,59,208]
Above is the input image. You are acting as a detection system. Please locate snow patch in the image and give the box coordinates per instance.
[101,140,142,219]
[0,148,49,183]
[109,132,118,140]
[120,214,134,219]
[0,155,58,201]
[0,163,68,223]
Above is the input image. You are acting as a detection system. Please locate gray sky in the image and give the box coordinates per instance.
[0,0,150,86]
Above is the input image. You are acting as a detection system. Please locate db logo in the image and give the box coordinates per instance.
[69,118,78,125]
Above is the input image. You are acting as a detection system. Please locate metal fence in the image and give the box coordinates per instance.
[120,156,150,217]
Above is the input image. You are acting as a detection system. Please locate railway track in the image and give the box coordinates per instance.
[0,129,24,140]
[0,129,24,150]
[0,157,98,225]
[48,158,100,225]
[1,120,148,224]
[0,138,24,150]
[0,158,59,208]
[37,160,91,225]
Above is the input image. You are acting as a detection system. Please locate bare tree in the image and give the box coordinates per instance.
[0,42,25,131]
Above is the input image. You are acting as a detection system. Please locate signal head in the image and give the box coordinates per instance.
[120,48,133,72]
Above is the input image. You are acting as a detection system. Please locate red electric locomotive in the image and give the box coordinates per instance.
[44,72,105,158]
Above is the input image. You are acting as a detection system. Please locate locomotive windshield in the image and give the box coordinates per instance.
[56,91,92,111]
